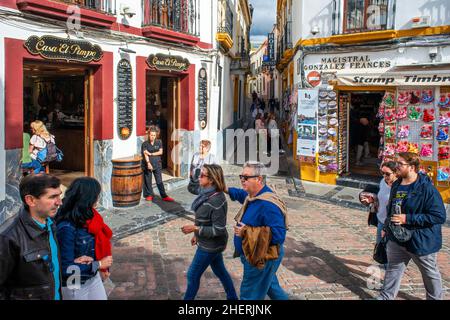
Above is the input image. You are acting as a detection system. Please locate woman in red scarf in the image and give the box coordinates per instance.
[56,177,113,300]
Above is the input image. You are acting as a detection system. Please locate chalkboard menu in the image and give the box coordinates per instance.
[117,59,133,140]
[198,68,208,129]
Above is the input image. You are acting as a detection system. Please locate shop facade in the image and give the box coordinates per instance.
[0,0,217,223]
[297,45,450,203]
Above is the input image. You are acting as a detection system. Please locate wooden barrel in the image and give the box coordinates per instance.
[111,156,143,207]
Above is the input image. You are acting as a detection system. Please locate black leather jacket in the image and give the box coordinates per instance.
[0,208,61,300]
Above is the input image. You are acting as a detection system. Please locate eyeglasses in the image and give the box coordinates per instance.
[380,171,393,177]
[397,162,410,167]
[199,173,209,178]
[239,175,260,181]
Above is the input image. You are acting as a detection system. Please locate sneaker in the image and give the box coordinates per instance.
[162,196,174,202]
[145,196,153,201]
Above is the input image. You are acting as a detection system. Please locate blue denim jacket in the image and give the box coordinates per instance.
[56,220,100,286]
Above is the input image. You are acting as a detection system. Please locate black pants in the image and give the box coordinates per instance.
[143,163,168,198]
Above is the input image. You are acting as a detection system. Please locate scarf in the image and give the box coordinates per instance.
[234,191,289,230]
[191,186,217,212]
[85,208,113,270]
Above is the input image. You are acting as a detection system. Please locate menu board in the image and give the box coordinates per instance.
[117,59,133,140]
[198,68,208,129]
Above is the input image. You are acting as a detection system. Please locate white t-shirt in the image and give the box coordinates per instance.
[377,178,391,224]
[190,152,218,176]
[29,135,55,160]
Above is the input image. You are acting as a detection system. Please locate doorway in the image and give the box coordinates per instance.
[146,73,180,177]
[23,61,94,187]
[347,92,384,177]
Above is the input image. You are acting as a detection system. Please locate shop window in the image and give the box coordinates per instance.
[343,0,389,34]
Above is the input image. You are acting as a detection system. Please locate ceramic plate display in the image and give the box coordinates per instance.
[319,101,328,108]
[319,91,328,98]
[329,118,338,126]
[328,100,337,107]
[328,91,336,99]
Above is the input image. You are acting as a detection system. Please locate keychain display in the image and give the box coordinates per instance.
[384,108,396,122]
[409,90,421,104]
[396,140,409,153]
[384,143,396,156]
[420,125,433,139]
[422,108,435,123]
[408,142,419,154]
[408,106,422,121]
[438,94,450,108]
[439,112,450,126]
[397,91,410,105]
[437,167,450,181]
[395,106,408,120]
[420,143,434,158]
[438,146,450,160]
[421,89,434,103]
[436,127,449,142]
[385,125,396,139]
[397,125,410,139]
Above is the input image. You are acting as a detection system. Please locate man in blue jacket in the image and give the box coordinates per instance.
[378,152,446,300]
[226,161,288,300]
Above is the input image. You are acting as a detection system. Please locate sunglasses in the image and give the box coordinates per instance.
[380,171,393,177]
[239,175,260,181]
[199,173,209,178]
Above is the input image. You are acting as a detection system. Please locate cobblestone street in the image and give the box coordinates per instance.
[107,172,450,300]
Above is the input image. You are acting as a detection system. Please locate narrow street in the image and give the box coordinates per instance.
[106,153,450,300]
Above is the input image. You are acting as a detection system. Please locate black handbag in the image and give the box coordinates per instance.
[367,204,379,227]
[373,236,387,264]
[187,168,201,195]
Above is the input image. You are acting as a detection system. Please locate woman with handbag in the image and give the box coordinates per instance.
[360,161,398,245]
[29,120,55,174]
[56,177,113,300]
[188,140,218,195]
[181,164,238,300]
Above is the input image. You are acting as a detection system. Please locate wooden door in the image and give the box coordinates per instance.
[84,70,94,176]
[165,77,181,177]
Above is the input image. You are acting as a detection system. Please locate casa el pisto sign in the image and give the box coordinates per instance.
[24,35,103,63]
[147,53,190,72]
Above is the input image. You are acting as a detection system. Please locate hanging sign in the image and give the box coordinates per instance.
[198,68,208,129]
[117,59,133,140]
[24,35,103,63]
[146,53,190,72]
[297,89,319,157]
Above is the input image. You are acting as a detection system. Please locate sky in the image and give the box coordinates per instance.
[249,0,276,49]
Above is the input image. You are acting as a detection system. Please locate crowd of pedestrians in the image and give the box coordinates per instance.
[0,125,447,301]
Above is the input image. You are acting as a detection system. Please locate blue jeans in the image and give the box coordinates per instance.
[239,246,289,300]
[184,248,238,300]
[21,160,43,174]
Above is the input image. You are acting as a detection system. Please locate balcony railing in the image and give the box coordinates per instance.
[217,0,233,36]
[143,0,199,36]
[52,0,116,15]
[333,0,396,35]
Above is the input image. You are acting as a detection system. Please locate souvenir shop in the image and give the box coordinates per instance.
[300,49,450,203]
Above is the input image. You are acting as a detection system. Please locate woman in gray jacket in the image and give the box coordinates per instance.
[181,164,238,300]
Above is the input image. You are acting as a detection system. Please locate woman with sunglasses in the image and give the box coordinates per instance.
[360,161,398,244]
[181,164,238,300]
[56,177,113,300]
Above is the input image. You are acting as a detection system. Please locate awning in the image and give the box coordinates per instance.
[333,67,450,86]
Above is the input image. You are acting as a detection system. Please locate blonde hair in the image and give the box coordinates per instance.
[203,164,226,192]
[30,120,51,140]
